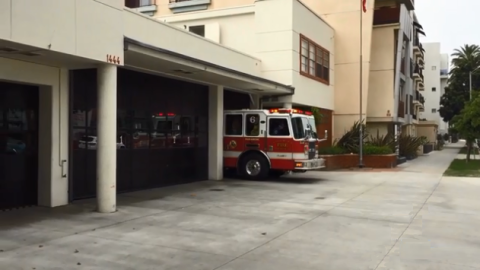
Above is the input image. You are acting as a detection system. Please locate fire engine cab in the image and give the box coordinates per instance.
[223,108,327,180]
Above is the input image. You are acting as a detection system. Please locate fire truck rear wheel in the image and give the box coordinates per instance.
[240,152,269,180]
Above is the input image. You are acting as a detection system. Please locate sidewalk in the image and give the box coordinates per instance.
[396,141,464,174]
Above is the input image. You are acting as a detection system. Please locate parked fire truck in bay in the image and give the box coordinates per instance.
[224,108,327,180]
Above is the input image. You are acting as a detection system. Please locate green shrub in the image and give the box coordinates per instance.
[335,120,368,153]
[319,146,346,155]
[367,130,396,152]
[443,133,450,141]
[363,145,393,155]
[398,135,424,157]
[436,140,445,150]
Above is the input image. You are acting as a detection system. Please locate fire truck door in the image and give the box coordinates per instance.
[265,116,293,157]
[243,113,267,151]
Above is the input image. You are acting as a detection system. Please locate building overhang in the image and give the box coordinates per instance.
[0,39,99,69]
[123,37,294,96]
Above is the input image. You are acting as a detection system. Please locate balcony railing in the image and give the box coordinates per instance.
[169,0,211,13]
[373,6,400,25]
[413,63,424,80]
[125,0,157,15]
[398,100,405,117]
[414,90,425,104]
[125,0,154,8]
[440,68,448,78]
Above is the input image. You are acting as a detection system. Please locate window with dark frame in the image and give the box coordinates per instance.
[268,118,290,136]
[189,25,205,37]
[225,114,243,136]
[300,35,329,84]
[245,114,260,136]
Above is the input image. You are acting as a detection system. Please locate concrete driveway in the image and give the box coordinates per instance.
[1,142,478,270]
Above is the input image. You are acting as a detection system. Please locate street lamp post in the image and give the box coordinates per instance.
[469,66,480,100]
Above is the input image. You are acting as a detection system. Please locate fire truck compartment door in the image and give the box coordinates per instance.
[243,112,267,150]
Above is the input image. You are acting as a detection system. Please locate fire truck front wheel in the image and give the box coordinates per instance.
[239,152,269,180]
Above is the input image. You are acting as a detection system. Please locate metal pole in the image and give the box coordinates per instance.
[358,0,364,168]
[469,71,472,100]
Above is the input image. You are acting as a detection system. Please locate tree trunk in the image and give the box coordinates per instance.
[466,141,472,162]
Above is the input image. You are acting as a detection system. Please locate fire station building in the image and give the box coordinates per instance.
[0,0,294,212]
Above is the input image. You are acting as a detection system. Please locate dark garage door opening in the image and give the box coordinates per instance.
[70,68,209,200]
[0,81,39,210]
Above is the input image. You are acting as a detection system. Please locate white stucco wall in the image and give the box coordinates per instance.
[0,0,124,64]
[254,0,334,110]
[291,0,335,109]
[420,42,445,132]
[156,0,334,109]
[0,57,69,207]
[158,5,256,54]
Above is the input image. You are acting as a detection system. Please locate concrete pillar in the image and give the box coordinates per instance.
[96,65,117,213]
[283,103,292,109]
[208,85,224,180]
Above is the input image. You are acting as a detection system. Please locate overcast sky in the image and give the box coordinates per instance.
[415,0,480,57]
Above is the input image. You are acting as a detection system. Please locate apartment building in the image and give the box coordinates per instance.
[419,42,449,134]
[152,0,425,140]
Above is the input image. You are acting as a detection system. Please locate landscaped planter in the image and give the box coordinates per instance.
[319,154,397,170]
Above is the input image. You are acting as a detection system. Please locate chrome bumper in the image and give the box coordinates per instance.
[294,158,325,170]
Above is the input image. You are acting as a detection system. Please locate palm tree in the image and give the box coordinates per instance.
[450,44,480,75]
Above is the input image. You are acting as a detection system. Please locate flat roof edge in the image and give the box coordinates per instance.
[124,37,295,94]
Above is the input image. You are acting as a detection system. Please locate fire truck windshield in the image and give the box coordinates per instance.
[291,116,318,139]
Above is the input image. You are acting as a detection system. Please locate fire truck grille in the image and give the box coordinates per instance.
[308,141,316,159]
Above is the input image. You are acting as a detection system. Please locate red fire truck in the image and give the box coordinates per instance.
[223,108,327,180]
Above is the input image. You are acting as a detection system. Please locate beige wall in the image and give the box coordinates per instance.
[417,124,438,143]
[366,123,390,138]
[301,0,374,140]
[0,0,124,64]
[368,25,396,119]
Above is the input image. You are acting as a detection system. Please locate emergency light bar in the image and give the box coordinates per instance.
[269,108,313,115]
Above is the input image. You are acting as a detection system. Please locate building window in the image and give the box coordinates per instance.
[245,114,260,136]
[432,66,436,70]
[225,114,243,136]
[189,25,205,37]
[269,118,290,136]
[300,35,329,84]
[432,87,436,92]
[432,108,437,113]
